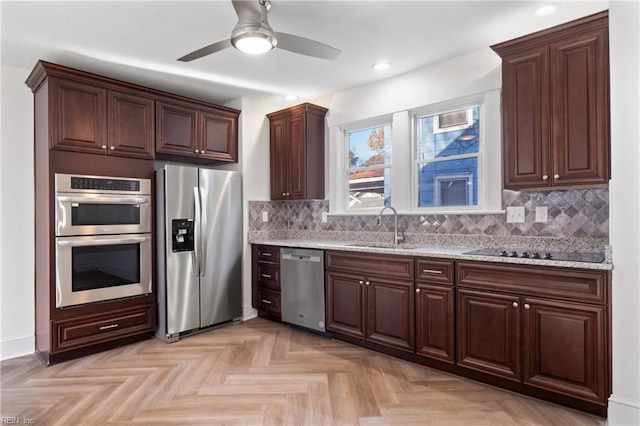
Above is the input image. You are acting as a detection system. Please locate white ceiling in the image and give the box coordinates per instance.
[1,1,608,105]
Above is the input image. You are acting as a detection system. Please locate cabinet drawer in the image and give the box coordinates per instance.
[256,245,280,263]
[257,263,280,290]
[416,258,454,285]
[326,251,414,280]
[457,261,608,304]
[258,288,281,315]
[52,304,154,353]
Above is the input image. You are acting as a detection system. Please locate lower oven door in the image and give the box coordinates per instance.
[55,233,152,308]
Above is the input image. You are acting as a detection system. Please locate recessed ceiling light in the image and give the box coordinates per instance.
[534,4,557,17]
[372,61,391,71]
[285,95,298,101]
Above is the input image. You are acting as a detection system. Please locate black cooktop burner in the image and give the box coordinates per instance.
[464,248,605,263]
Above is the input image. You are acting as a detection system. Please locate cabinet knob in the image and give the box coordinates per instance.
[524,304,530,310]
[359,280,364,285]
[365,281,370,285]
[101,145,107,150]
[282,192,286,196]
[512,301,519,308]
[554,174,560,179]
[286,193,290,196]
[109,146,115,151]
[542,175,548,181]
[194,149,200,154]
[416,288,421,293]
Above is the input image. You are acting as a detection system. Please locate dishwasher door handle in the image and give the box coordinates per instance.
[282,253,322,262]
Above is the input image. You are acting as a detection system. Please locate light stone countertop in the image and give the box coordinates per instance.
[249,238,613,271]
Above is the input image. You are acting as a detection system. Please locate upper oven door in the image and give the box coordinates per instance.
[56,193,152,236]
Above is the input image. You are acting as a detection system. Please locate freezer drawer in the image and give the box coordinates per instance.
[280,248,325,332]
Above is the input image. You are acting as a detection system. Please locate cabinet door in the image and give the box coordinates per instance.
[326,271,365,339]
[199,108,238,163]
[50,78,107,154]
[457,289,521,381]
[287,114,306,199]
[416,284,454,363]
[501,47,550,189]
[156,101,198,157]
[108,91,154,159]
[269,117,290,200]
[366,277,414,352]
[523,297,606,403]
[550,28,609,186]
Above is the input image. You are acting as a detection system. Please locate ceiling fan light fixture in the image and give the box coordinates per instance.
[231,23,277,55]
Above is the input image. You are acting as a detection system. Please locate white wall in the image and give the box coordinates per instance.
[229,97,274,320]
[609,1,640,424]
[0,64,35,359]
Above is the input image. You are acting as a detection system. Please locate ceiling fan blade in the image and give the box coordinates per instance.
[177,39,232,62]
[232,0,263,22]
[275,32,341,60]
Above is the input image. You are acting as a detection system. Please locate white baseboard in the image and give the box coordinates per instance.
[608,396,640,425]
[0,334,34,361]
[243,306,257,321]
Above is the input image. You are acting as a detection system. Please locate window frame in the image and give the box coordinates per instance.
[336,116,394,214]
[412,98,484,212]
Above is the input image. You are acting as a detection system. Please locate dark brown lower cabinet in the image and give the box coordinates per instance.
[523,297,606,403]
[416,283,455,363]
[326,251,415,353]
[456,260,610,410]
[457,288,521,380]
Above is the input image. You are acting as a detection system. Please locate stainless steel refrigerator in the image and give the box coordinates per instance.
[155,164,242,342]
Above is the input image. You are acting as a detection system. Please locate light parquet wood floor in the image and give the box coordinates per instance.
[1,318,606,425]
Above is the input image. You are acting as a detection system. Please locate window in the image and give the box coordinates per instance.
[345,124,392,210]
[328,90,502,215]
[416,105,480,208]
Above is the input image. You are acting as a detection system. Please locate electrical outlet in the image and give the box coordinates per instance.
[321,212,328,223]
[262,211,269,222]
[506,206,525,223]
[535,206,548,223]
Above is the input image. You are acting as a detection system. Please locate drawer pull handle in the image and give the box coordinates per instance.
[261,274,272,278]
[261,299,272,305]
[422,269,443,274]
[261,252,272,257]
[99,324,119,330]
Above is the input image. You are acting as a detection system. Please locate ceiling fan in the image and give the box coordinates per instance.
[178,0,342,62]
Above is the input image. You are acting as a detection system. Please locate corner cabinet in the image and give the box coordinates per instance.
[156,98,239,164]
[267,103,328,200]
[492,11,609,189]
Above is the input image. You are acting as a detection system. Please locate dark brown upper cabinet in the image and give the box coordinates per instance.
[267,103,328,200]
[47,78,154,159]
[156,98,239,164]
[492,11,609,189]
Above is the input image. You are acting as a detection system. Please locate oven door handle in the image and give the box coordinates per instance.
[56,195,150,204]
[57,235,151,247]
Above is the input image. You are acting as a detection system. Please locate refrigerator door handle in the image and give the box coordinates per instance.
[199,186,208,278]
[193,186,201,277]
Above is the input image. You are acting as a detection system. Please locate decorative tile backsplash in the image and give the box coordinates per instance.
[248,188,609,240]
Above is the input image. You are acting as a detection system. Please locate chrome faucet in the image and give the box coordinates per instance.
[377,206,405,245]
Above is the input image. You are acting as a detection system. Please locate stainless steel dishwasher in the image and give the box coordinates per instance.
[280,248,326,333]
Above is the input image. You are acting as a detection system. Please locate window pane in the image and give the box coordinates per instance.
[348,167,390,210]
[348,125,392,168]
[419,106,479,160]
[418,158,478,207]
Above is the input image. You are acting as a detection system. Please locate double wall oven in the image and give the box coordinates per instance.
[54,174,152,308]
